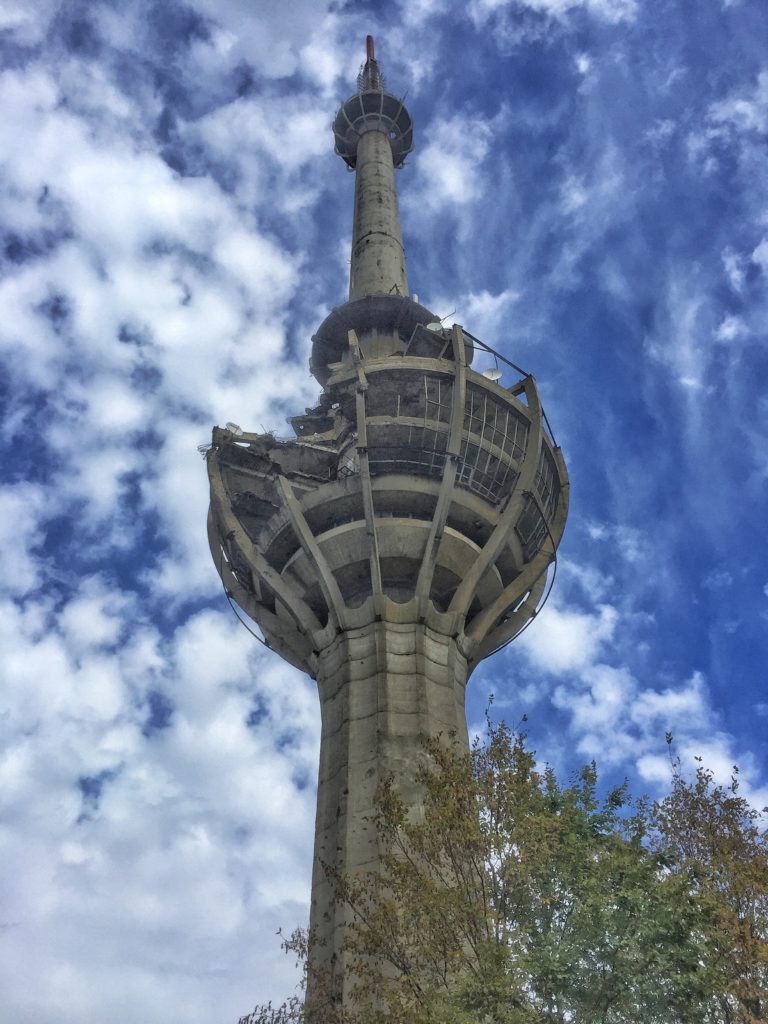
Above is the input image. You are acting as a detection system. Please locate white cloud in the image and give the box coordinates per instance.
[702,569,733,591]
[518,582,767,804]
[57,575,135,651]
[0,56,324,595]
[630,671,708,730]
[0,593,319,1023]
[191,92,330,206]
[0,483,49,596]
[671,734,768,810]
[184,0,337,79]
[722,246,747,291]
[690,70,768,172]
[514,498,765,793]
[0,34,332,1017]
[708,69,768,134]
[547,641,756,787]
[555,662,634,735]
[643,118,676,144]
[544,145,628,289]
[49,437,141,523]
[0,0,59,44]
[643,273,712,390]
[586,522,650,565]
[518,602,617,674]
[401,0,452,25]
[714,314,747,342]
[86,382,148,433]
[468,0,637,25]
[561,175,588,212]
[752,237,768,271]
[434,287,520,347]
[586,0,637,20]
[407,111,493,211]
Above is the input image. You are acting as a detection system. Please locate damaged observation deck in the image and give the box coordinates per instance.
[208,308,566,676]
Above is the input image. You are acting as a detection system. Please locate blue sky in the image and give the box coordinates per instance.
[1,0,767,1020]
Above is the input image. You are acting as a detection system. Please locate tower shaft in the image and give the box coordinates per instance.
[311,622,468,1003]
[349,128,408,300]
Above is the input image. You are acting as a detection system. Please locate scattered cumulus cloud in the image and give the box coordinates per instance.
[708,69,768,135]
[752,237,768,271]
[702,569,733,591]
[586,523,650,566]
[722,246,747,291]
[433,287,520,346]
[714,314,747,342]
[468,0,637,25]
[409,111,494,211]
[184,0,339,80]
[643,118,676,144]
[561,175,589,213]
[519,601,617,674]
[0,483,49,595]
[688,69,768,173]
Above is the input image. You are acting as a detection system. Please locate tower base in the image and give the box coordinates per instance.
[308,618,469,1002]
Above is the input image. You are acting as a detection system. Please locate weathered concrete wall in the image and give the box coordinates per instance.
[308,620,469,1003]
[349,129,408,302]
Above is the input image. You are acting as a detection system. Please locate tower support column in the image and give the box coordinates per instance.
[308,619,469,1001]
[349,129,409,301]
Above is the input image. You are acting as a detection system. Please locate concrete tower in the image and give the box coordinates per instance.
[207,37,568,1005]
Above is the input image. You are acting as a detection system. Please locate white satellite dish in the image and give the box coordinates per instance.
[426,322,443,332]
[225,421,244,435]
[483,367,502,381]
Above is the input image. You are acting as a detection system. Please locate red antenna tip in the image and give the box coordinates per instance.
[366,35,375,61]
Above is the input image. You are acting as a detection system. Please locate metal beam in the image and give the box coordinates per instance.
[348,330,383,599]
[415,323,466,617]
[208,451,322,634]
[276,474,347,631]
[471,571,548,663]
[448,376,543,619]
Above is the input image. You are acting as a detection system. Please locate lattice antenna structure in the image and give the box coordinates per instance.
[357,34,385,91]
[333,36,412,173]
[206,36,569,1013]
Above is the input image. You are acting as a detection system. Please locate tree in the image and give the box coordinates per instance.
[240,721,768,1024]
[652,744,768,1023]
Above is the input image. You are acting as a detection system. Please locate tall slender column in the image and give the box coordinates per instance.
[307,621,469,1004]
[349,128,409,300]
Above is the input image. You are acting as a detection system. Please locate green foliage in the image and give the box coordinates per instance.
[652,744,768,1023]
[240,721,768,1024]
[237,929,308,1024]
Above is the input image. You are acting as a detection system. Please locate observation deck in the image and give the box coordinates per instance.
[332,35,413,169]
[207,320,568,678]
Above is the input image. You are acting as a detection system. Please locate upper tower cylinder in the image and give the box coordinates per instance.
[332,36,414,301]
